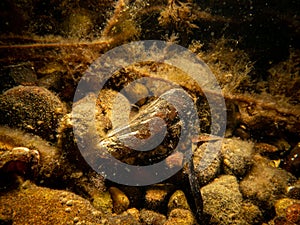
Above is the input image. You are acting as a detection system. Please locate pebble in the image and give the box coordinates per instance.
[254,142,279,154]
[164,209,195,225]
[126,208,140,222]
[65,207,71,213]
[73,217,79,223]
[66,200,73,206]
[109,187,130,214]
[167,190,191,213]
[145,186,170,211]
[139,209,166,225]
[118,186,143,209]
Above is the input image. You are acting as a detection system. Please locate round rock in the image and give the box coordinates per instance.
[0,85,66,141]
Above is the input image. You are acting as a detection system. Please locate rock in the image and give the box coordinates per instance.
[62,9,94,39]
[106,210,141,225]
[194,138,254,184]
[164,209,195,225]
[126,208,140,222]
[193,140,222,185]
[240,155,297,209]
[92,191,113,214]
[109,186,130,214]
[201,175,242,222]
[0,85,66,141]
[0,146,39,175]
[286,203,300,224]
[0,126,61,184]
[0,181,107,225]
[0,126,111,214]
[221,138,254,178]
[283,142,300,177]
[273,216,294,225]
[118,186,144,209]
[167,190,191,213]
[272,198,300,224]
[144,185,172,211]
[37,62,65,92]
[274,198,300,218]
[164,190,195,225]
[201,175,255,224]
[240,201,263,224]
[7,62,37,86]
[139,209,166,225]
[254,142,279,154]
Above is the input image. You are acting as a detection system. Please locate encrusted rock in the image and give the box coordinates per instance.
[272,198,300,224]
[145,185,173,211]
[201,175,257,224]
[91,190,113,214]
[126,208,140,222]
[286,203,300,224]
[274,198,300,218]
[193,140,222,185]
[0,181,106,225]
[167,190,191,213]
[164,208,195,225]
[221,138,254,177]
[139,209,166,225]
[0,126,61,184]
[240,155,297,209]
[0,85,66,141]
[240,201,263,224]
[106,210,141,225]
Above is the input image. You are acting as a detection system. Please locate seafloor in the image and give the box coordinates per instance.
[0,0,299,224]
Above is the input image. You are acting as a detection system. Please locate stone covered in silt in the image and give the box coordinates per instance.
[240,155,296,209]
[201,175,261,224]
[0,181,106,225]
[0,86,66,141]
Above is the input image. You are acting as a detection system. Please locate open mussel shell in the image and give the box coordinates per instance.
[72,84,200,185]
[99,88,200,165]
